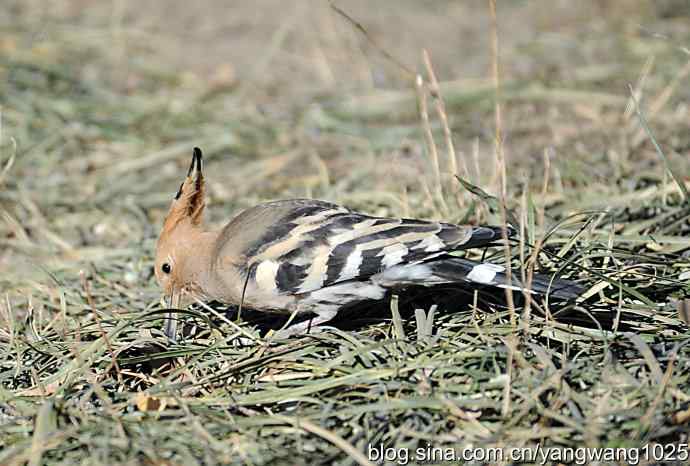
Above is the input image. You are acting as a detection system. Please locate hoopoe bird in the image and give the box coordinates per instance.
[155,148,581,339]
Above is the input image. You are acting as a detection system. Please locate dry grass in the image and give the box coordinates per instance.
[2,1,690,464]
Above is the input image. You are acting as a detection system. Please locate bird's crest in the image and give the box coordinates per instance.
[162,147,206,233]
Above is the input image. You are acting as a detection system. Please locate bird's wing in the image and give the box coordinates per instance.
[217,199,508,297]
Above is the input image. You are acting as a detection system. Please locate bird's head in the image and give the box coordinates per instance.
[155,147,207,338]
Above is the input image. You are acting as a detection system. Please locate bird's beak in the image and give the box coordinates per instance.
[164,289,181,341]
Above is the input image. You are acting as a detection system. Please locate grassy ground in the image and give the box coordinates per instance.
[2,1,690,464]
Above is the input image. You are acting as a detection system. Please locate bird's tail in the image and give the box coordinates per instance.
[426,257,582,300]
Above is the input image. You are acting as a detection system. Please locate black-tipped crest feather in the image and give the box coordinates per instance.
[193,147,203,172]
[166,147,206,227]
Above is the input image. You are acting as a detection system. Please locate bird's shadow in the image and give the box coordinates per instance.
[184,285,641,338]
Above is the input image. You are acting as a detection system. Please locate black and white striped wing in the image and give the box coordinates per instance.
[243,200,505,296]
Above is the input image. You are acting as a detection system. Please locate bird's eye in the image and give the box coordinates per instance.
[161,263,172,274]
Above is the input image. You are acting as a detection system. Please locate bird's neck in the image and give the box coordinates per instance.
[180,228,219,294]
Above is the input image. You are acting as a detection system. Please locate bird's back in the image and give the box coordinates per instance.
[207,199,506,308]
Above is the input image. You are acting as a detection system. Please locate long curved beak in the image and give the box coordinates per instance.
[164,290,181,341]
